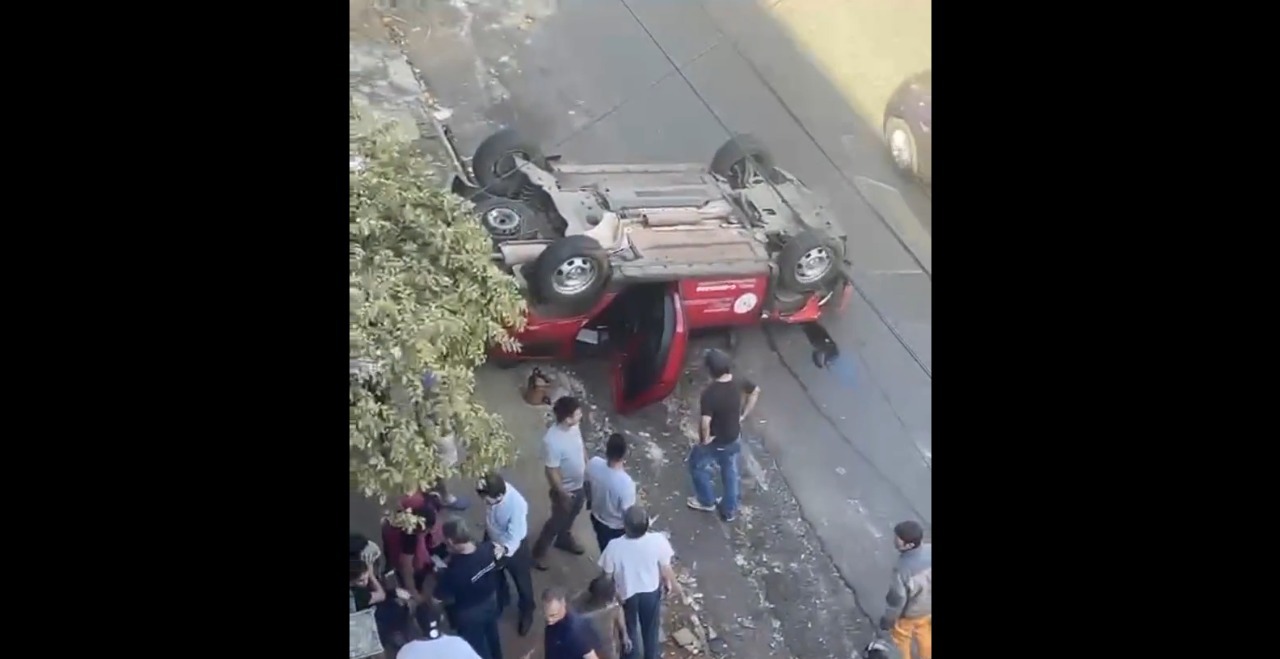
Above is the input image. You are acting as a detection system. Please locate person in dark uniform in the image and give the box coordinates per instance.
[434,518,506,659]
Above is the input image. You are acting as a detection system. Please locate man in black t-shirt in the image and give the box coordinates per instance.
[686,349,760,523]
[433,518,506,659]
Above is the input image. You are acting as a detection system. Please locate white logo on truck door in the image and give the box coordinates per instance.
[732,293,759,314]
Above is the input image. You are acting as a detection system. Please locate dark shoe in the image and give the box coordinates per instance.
[720,511,737,523]
[518,614,533,636]
[554,538,585,555]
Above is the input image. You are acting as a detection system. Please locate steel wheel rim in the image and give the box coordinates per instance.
[795,246,832,284]
[889,129,914,171]
[484,207,521,235]
[492,150,530,180]
[552,257,597,295]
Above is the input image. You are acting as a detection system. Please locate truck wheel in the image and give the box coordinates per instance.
[884,116,919,177]
[778,229,844,292]
[471,194,539,240]
[472,129,546,199]
[710,134,777,188]
[528,235,610,315]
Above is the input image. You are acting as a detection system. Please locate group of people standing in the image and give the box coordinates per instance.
[350,393,681,659]
[349,350,931,659]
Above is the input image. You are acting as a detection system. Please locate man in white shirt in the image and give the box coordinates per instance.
[585,433,637,553]
[533,396,589,569]
[598,506,681,659]
[397,605,484,659]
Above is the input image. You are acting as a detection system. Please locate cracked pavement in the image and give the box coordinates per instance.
[351,0,932,657]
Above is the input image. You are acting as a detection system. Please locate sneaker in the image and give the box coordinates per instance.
[686,497,719,512]
[720,511,737,523]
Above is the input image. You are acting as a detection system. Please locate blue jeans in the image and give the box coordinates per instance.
[622,588,662,659]
[689,440,741,516]
[450,597,503,659]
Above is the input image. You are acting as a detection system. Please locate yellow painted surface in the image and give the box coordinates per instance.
[765,0,931,125]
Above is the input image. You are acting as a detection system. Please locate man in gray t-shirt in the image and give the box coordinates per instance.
[585,433,637,553]
[533,396,589,569]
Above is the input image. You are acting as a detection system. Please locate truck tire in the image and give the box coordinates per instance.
[471,194,540,240]
[527,235,610,315]
[472,129,546,199]
[777,229,844,292]
[710,134,777,188]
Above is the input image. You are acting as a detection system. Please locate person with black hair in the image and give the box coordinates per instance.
[572,574,630,659]
[533,396,589,569]
[879,520,931,659]
[598,506,679,659]
[477,471,536,636]
[586,433,638,553]
[434,518,505,659]
[688,349,759,523]
[396,603,485,659]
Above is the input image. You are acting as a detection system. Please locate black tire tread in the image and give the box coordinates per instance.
[472,129,546,199]
[710,134,776,180]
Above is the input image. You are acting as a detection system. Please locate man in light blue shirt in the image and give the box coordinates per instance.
[477,472,535,636]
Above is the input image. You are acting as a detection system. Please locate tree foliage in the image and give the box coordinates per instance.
[349,109,526,504]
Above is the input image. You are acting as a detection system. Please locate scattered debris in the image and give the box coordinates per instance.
[672,628,700,652]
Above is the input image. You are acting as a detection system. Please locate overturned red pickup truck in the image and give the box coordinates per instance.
[451,129,853,413]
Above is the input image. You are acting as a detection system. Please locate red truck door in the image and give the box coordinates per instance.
[612,284,688,414]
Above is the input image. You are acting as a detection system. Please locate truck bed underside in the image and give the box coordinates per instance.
[551,163,732,214]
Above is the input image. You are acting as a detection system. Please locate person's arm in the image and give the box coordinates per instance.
[878,569,908,630]
[698,390,714,445]
[612,605,632,652]
[655,536,681,597]
[395,535,419,598]
[366,568,388,604]
[740,379,760,420]
[618,478,638,512]
[545,440,568,496]
[502,496,529,554]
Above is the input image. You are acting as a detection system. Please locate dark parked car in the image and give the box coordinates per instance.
[884,70,931,185]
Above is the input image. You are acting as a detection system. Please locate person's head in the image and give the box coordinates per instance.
[415,601,444,640]
[476,471,508,505]
[542,586,570,624]
[622,504,650,539]
[349,532,370,558]
[349,557,370,586]
[704,348,732,379]
[585,573,616,606]
[605,433,628,465]
[442,517,475,552]
[892,520,925,552]
[553,396,582,427]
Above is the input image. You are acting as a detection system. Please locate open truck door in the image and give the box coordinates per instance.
[613,284,687,415]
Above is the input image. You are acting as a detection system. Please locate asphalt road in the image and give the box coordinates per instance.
[384,0,932,655]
